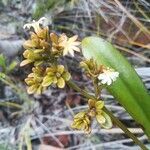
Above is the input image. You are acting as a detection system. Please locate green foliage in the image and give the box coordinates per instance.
[0,54,17,74]
[0,144,12,150]
[33,0,70,19]
[33,0,55,19]
[7,61,17,72]
[0,144,5,150]
[81,36,150,138]
[0,54,6,70]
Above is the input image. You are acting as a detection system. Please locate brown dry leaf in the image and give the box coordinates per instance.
[66,94,81,106]
[42,135,69,148]
[58,135,69,147]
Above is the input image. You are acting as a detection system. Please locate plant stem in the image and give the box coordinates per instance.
[103,107,148,150]
[67,80,148,150]
[93,79,99,98]
[67,80,95,99]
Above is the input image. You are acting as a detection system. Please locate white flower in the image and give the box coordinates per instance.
[59,34,80,57]
[98,68,119,85]
[23,17,48,33]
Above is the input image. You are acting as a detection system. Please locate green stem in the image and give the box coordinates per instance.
[67,80,95,99]
[103,107,148,150]
[93,79,99,98]
[67,80,148,150]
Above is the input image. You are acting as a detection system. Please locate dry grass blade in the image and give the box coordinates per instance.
[134,0,150,20]
[113,0,150,37]
[115,45,150,63]
[35,117,64,148]
[0,101,22,109]
[129,41,150,49]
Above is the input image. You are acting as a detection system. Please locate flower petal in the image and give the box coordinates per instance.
[38,17,48,27]
[20,59,32,66]
[50,33,58,44]
[88,99,96,109]
[27,85,37,94]
[101,111,112,129]
[74,112,86,119]
[42,76,53,87]
[106,77,112,85]
[63,72,71,81]
[68,49,75,57]
[95,101,104,110]
[63,48,69,56]
[57,65,64,74]
[98,69,119,86]
[68,35,78,42]
[72,41,81,46]
[36,86,43,95]
[71,46,80,52]
[96,114,106,124]
[57,77,65,88]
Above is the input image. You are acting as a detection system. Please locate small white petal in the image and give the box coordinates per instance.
[101,79,107,84]
[38,17,49,27]
[98,69,119,86]
[107,78,112,85]
[98,74,106,80]
[61,35,80,57]
[23,23,32,29]
[72,41,81,46]
[70,46,80,52]
[69,35,78,42]
[23,17,49,32]
[63,48,68,56]
[69,49,75,56]
[110,72,119,81]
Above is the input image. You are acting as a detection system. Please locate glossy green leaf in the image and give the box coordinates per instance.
[81,36,150,137]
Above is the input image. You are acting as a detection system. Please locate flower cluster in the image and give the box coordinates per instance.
[71,111,91,133]
[42,65,71,88]
[80,59,119,86]
[25,67,46,94]
[24,65,71,94]
[21,17,80,94]
[80,59,101,77]
[71,99,112,133]
[88,99,112,129]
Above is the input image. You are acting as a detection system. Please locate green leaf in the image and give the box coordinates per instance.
[81,36,150,137]
[8,61,17,72]
[0,54,6,70]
